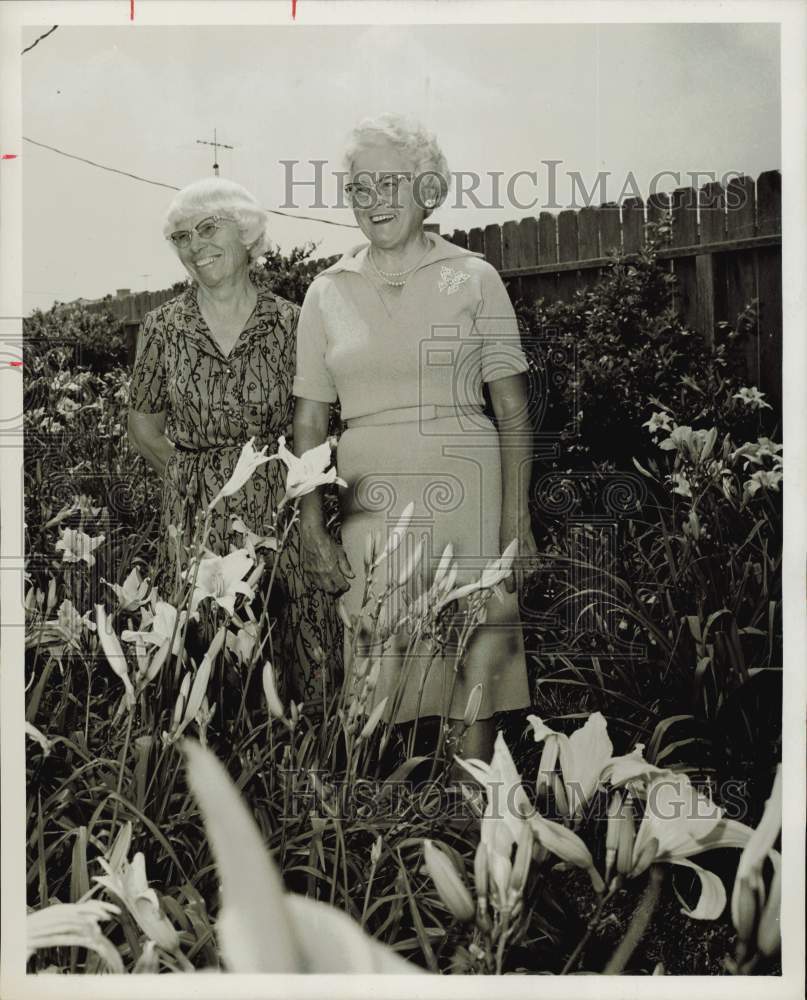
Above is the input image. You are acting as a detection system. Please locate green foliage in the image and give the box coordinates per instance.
[25,301,129,374]
[255,241,339,306]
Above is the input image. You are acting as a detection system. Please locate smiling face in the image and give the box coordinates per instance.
[174,213,250,287]
[348,141,426,252]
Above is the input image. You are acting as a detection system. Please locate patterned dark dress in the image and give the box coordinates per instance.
[128,272,340,704]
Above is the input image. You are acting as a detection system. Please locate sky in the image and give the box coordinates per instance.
[21,21,780,314]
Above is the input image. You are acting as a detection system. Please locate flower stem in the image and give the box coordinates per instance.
[602,865,665,975]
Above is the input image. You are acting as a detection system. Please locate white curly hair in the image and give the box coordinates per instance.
[343,112,451,216]
[162,178,271,263]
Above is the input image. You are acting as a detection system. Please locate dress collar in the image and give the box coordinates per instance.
[178,269,279,359]
[320,232,483,276]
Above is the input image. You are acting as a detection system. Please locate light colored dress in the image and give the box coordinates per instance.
[293,233,531,722]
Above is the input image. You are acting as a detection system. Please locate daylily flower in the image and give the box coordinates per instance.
[25,721,53,756]
[528,811,605,893]
[208,437,272,510]
[26,900,123,973]
[527,712,613,818]
[229,516,278,560]
[455,732,534,911]
[101,567,151,612]
[659,425,718,465]
[224,618,260,665]
[670,472,693,498]
[186,548,255,616]
[94,852,181,955]
[733,386,772,410]
[122,600,187,657]
[55,527,105,567]
[269,435,347,503]
[731,765,782,949]
[182,740,420,973]
[744,469,783,498]
[25,598,96,655]
[625,772,754,920]
[422,840,475,922]
[642,410,673,434]
[730,437,783,469]
[94,605,136,709]
[55,396,81,420]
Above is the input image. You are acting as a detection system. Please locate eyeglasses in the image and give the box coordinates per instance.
[167,216,235,249]
[344,172,413,209]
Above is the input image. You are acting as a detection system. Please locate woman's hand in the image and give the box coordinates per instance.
[300,522,355,595]
[499,516,539,595]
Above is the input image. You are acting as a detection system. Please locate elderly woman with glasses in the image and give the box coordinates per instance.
[127,177,340,704]
[293,113,537,762]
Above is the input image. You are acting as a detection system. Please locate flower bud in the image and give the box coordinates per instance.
[756,857,781,957]
[337,599,354,631]
[507,823,533,904]
[289,700,300,728]
[605,791,623,882]
[731,876,759,944]
[462,683,484,729]
[261,661,285,719]
[398,537,425,588]
[370,835,383,868]
[616,793,636,877]
[423,839,474,922]
[172,673,191,729]
[358,697,388,741]
[46,577,58,614]
[551,771,569,819]
[364,531,376,572]
[535,736,559,798]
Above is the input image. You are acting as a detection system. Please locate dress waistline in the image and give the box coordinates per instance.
[173,439,266,454]
[344,404,485,429]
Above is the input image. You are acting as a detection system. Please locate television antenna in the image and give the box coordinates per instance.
[196,128,234,177]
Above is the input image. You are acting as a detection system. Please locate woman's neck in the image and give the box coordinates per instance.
[196,269,256,315]
[369,231,431,274]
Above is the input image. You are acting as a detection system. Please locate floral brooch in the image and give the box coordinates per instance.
[438,265,470,296]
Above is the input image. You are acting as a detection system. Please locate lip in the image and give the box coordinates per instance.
[194,254,222,267]
[369,213,396,225]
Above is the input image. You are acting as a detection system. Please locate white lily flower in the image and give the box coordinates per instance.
[208,437,272,510]
[230,516,278,560]
[55,527,105,567]
[122,600,187,655]
[182,740,421,973]
[94,605,135,709]
[628,773,754,920]
[101,567,151,612]
[527,712,613,818]
[26,900,123,973]
[94,851,181,954]
[225,619,260,665]
[186,548,255,616]
[269,435,347,503]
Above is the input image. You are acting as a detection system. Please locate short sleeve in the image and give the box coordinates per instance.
[475,265,530,383]
[292,279,338,403]
[129,311,168,413]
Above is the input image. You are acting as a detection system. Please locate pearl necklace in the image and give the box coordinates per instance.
[368,242,431,287]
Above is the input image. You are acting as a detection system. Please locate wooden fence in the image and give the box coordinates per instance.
[445,170,782,411]
[94,169,781,411]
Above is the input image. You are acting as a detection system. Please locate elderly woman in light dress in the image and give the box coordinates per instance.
[294,112,536,760]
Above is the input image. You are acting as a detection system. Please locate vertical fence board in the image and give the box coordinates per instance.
[484,224,503,271]
[723,175,759,383]
[515,217,540,306]
[577,207,599,259]
[502,220,521,270]
[534,212,559,303]
[668,189,698,329]
[557,210,579,301]
[647,191,670,232]
[598,201,622,257]
[450,229,468,248]
[468,227,485,256]
[621,197,644,253]
[699,181,727,245]
[756,170,781,237]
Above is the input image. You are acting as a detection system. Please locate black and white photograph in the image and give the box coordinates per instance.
[1,1,804,997]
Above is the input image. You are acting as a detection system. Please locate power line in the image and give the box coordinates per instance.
[22,26,59,56]
[22,136,360,229]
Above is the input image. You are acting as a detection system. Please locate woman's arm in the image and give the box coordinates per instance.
[488,372,538,591]
[293,396,354,595]
[127,409,174,476]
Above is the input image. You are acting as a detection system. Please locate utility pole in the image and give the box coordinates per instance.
[195,128,234,177]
